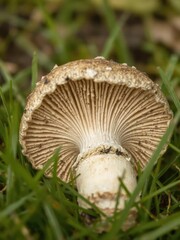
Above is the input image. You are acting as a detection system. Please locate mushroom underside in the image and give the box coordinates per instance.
[21,79,171,181]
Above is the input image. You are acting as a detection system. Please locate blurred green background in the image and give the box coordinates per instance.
[0,0,180,89]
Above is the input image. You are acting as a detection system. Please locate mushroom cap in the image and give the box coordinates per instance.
[19,57,172,181]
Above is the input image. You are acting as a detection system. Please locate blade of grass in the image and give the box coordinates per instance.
[130,212,180,235]
[141,158,162,221]
[139,179,180,203]
[158,56,180,111]
[101,14,128,59]
[38,2,69,63]
[0,61,25,106]
[0,86,10,123]
[0,193,34,220]
[158,154,180,178]
[6,165,14,204]
[0,118,5,139]
[165,55,179,82]
[169,143,180,154]
[34,148,61,183]
[9,103,20,158]
[102,0,132,63]
[31,51,38,90]
[44,203,64,240]
[137,212,180,240]
[67,218,94,240]
[155,179,178,204]
[52,148,60,180]
[4,156,39,191]
[8,80,13,113]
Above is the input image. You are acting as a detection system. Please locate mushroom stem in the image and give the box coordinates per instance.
[76,147,137,221]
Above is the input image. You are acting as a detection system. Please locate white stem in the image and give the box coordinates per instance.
[76,152,137,215]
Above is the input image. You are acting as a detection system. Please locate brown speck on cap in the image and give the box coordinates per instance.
[19,57,172,181]
[43,77,49,84]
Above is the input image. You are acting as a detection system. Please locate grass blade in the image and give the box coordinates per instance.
[31,51,38,90]
[158,56,180,111]
[0,193,33,220]
[140,179,180,203]
[138,212,180,240]
[44,203,64,240]
[102,0,132,63]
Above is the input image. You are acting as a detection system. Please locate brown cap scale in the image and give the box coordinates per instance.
[19,57,172,229]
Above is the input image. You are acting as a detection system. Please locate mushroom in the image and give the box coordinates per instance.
[19,57,172,229]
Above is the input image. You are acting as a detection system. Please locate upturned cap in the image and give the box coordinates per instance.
[19,57,172,180]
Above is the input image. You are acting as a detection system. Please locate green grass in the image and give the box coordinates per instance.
[0,55,180,240]
[0,1,180,239]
